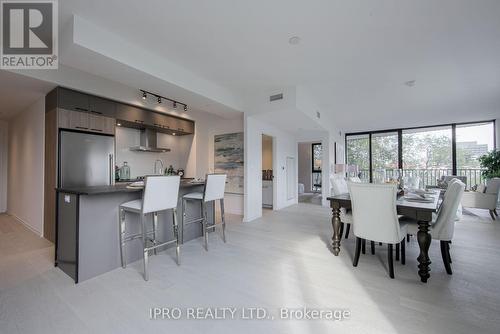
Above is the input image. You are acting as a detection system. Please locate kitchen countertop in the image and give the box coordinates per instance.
[56,180,205,195]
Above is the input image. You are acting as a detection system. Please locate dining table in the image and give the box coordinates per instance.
[326,190,441,283]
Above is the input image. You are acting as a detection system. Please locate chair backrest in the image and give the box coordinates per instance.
[405,176,421,189]
[142,175,181,214]
[330,174,348,195]
[432,180,465,240]
[204,174,227,202]
[485,178,500,195]
[348,176,362,183]
[348,182,403,244]
[443,175,467,189]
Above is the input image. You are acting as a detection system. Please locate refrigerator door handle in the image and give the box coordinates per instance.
[109,154,114,185]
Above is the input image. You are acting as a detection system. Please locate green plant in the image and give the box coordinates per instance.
[479,150,500,179]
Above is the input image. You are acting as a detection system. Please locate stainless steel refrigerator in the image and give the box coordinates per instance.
[59,130,115,187]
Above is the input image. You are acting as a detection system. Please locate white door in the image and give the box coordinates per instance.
[286,157,295,200]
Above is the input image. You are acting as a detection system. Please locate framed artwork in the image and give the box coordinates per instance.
[214,132,244,194]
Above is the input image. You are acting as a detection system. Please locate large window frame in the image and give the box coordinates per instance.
[311,142,322,192]
[345,120,496,183]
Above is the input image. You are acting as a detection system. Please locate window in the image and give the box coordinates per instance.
[312,143,322,191]
[346,134,370,181]
[371,132,399,181]
[312,143,322,172]
[402,126,452,187]
[345,120,496,188]
[456,122,495,186]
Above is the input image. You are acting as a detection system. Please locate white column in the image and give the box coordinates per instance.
[496,119,500,149]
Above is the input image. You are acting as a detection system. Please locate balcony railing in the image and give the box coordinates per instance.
[357,168,485,189]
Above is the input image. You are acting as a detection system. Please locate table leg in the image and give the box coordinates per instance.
[331,203,342,256]
[417,221,432,283]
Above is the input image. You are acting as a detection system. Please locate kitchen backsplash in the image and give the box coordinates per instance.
[115,127,193,178]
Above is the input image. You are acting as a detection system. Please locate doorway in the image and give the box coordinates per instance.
[298,141,322,205]
[262,134,274,209]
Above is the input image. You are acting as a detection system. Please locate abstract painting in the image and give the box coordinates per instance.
[214,132,244,194]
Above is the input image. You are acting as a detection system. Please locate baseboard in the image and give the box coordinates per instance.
[7,212,43,237]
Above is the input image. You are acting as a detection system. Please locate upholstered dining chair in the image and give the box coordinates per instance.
[330,174,353,240]
[348,182,407,279]
[404,176,421,190]
[403,180,465,274]
[461,177,500,220]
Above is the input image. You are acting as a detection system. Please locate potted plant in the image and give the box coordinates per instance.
[479,150,500,180]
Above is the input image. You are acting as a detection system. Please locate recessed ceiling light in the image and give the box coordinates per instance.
[288,36,301,45]
[404,80,416,87]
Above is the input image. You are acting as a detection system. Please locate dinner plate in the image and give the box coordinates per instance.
[403,197,434,203]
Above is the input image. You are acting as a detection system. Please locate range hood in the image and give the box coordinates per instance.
[130,128,171,153]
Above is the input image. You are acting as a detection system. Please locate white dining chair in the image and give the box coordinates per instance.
[182,174,227,251]
[348,176,362,183]
[119,175,181,281]
[403,180,465,274]
[348,182,408,278]
[330,174,353,239]
[404,176,421,190]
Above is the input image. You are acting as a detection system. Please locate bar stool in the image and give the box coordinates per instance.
[118,175,180,281]
[182,174,227,250]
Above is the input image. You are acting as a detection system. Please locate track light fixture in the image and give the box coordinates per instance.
[139,89,188,112]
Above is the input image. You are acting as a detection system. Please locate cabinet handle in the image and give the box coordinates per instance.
[75,126,89,130]
[178,128,184,131]
[90,128,103,132]
[75,107,89,112]
[90,111,103,115]
[134,120,144,123]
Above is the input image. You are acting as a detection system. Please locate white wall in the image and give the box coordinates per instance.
[188,109,244,215]
[298,142,312,192]
[244,115,298,222]
[115,127,194,178]
[0,121,8,213]
[7,97,45,235]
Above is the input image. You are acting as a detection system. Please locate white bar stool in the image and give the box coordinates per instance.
[119,175,181,281]
[182,174,227,250]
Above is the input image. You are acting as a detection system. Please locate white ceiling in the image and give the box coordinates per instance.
[3,1,500,131]
[0,71,55,120]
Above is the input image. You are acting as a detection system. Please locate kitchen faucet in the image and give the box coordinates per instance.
[154,159,164,175]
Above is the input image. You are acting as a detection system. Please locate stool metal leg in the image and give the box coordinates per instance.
[172,208,180,265]
[202,202,208,251]
[221,198,226,243]
[181,198,186,244]
[119,207,126,268]
[153,212,158,255]
[142,214,149,281]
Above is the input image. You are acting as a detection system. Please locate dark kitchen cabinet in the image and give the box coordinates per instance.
[89,96,116,118]
[58,88,90,112]
[116,104,149,127]
[58,109,115,135]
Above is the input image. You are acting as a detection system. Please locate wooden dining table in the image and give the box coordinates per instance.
[326,191,441,283]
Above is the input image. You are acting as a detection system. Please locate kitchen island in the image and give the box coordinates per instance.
[56,180,213,283]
